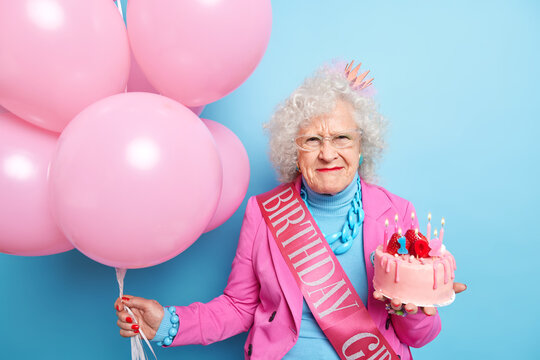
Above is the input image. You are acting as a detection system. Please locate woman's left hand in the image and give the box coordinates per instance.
[373,282,467,316]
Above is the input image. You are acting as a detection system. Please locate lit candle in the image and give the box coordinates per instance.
[398,227,402,236]
[427,213,432,241]
[440,218,445,243]
[384,219,389,250]
[410,212,415,230]
[415,228,418,236]
[434,229,438,239]
[394,214,399,233]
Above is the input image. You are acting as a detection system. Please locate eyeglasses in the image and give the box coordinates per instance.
[295,129,362,151]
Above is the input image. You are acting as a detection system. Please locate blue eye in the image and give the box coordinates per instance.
[332,134,353,146]
[305,137,321,145]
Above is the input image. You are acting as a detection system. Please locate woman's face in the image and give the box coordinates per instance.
[296,99,361,195]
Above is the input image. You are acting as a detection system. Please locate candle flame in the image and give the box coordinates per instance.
[385,218,389,226]
[428,213,432,221]
[394,214,398,222]
[415,228,418,235]
[411,212,415,219]
[398,227,402,235]
[434,229,438,237]
[441,218,445,227]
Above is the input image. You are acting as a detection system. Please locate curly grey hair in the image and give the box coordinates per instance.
[264,63,387,183]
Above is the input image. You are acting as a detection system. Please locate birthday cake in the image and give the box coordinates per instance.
[372,220,456,307]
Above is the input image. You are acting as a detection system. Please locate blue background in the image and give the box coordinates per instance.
[1,0,539,359]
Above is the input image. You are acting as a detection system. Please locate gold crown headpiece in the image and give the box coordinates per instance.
[344,61,373,90]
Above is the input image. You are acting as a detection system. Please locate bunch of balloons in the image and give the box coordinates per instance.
[0,0,270,269]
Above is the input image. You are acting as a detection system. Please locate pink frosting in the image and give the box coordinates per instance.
[373,245,456,307]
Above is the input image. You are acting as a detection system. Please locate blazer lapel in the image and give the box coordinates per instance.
[361,179,392,313]
[268,226,303,332]
[267,177,304,332]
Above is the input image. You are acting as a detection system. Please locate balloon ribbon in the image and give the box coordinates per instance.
[116,268,158,360]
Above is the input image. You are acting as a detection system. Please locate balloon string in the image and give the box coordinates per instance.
[116,268,158,360]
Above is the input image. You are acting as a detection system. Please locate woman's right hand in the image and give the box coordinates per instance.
[114,295,164,339]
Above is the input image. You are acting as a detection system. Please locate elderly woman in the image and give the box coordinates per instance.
[114,63,465,359]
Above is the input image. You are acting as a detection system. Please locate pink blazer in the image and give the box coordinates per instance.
[172,178,441,359]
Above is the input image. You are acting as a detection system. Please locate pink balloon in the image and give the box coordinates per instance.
[49,93,222,269]
[127,50,158,94]
[202,119,250,232]
[189,105,206,116]
[0,113,72,256]
[0,0,130,132]
[126,51,206,116]
[127,0,272,107]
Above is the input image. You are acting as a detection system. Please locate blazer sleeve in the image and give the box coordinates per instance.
[171,197,262,346]
[390,201,441,348]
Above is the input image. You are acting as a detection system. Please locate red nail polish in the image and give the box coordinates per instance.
[134,329,139,334]
[126,317,132,323]
[131,324,139,330]
[122,297,130,301]
[116,305,120,311]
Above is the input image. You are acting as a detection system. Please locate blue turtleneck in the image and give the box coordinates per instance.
[283,172,367,359]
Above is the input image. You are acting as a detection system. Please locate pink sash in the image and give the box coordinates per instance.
[257,183,398,360]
